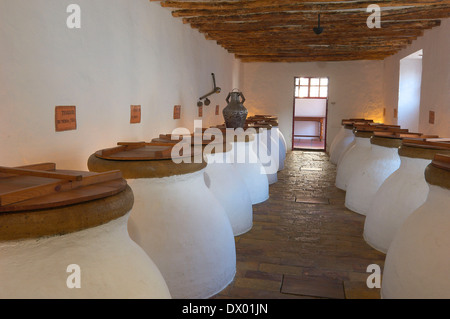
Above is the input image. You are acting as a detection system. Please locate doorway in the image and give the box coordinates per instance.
[292,76,329,151]
[397,50,423,132]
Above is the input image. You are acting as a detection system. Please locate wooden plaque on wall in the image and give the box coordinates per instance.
[55,106,77,132]
[173,105,181,119]
[429,111,435,124]
[130,105,141,124]
[215,105,220,116]
[198,106,203,117]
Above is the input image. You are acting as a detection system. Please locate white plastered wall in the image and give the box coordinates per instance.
[240,61,385,151]
[0,0,238,170]
[383,18,450,137]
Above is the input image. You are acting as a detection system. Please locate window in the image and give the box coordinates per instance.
[294,77,328,98]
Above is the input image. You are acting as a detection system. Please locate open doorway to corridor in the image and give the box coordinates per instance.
[292,76,329,151]
[398,49,423,132]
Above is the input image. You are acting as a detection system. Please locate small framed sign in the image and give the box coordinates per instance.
[429,111,435,124]
[55,106,77,132]
[130,105,141,124]
[215,105,220,116]
[173,105,181,119]
[198,105,203,117]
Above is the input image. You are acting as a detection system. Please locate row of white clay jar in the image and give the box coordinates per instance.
[329,120,450,298]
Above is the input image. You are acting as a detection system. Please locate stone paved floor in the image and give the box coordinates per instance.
[213,150,386,299]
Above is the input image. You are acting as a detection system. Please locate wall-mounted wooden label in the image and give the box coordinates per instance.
[393,108,398,119]
[215,105,220,116]
[55,106,76,132]
[198,106,203,117]
[173,105,181,119]
[429,111,435,124]
[130,105,141,124]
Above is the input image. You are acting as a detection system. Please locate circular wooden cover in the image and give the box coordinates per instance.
[425,154,450,189]
[402,138,450,149]
[94,142,202,161]
[354,124,408,138]
[0,185,133,241]
[0,163,127,213]
[152,133,224,145]
[206,126,256,142]
[88,153,207,179]
[370,132,424,148]
[245,123,273,130]
[341,118,374,125]
[399,138,450,160]
[246,115,279,126]
[248,114,278,120]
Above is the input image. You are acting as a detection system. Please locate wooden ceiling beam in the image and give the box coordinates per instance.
[229,46,400,56]
[180,5,450,25]
[205,28,428,40]
[221,42,413,50]
[218,38,416,53]
[223,42,412,50]
[155,0,450,11]
[235,51,400,59]
[236,54,393,63]
[193,19,441,32]
[221,44,413,54]
[168,1,450,18]
[152,0,449,62]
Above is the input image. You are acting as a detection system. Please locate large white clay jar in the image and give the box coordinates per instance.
[381,154,450,298]
[331,123,356,165]
[345,133,404,215]
[246,115,286,171]
[250,125,279,184]
[88,143,236,299]
[335,128,373,191]
[0,163,170,299]
[202,141,253,236]
[273,124,287,170]
[228,130,270,204]
[266,124,286,171]
[152,133,253,237]
[329,123,346,161]
[330,119,373,165]
[364,139,450,253]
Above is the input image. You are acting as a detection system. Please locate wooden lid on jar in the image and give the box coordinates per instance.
[341,118,374,126]
[353,124,408,138]
[246,115,279,126]
[425,154,450,189]
[0,162,132,241]
[245,123,273,130]
[88,142,207,179]
[151,135,233,155]
[249,114,278,119]
[370,131,425,148]
[247,115,278,121]
[152,133,224,146]
[399,138,450,160]
[207,126,256,142]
